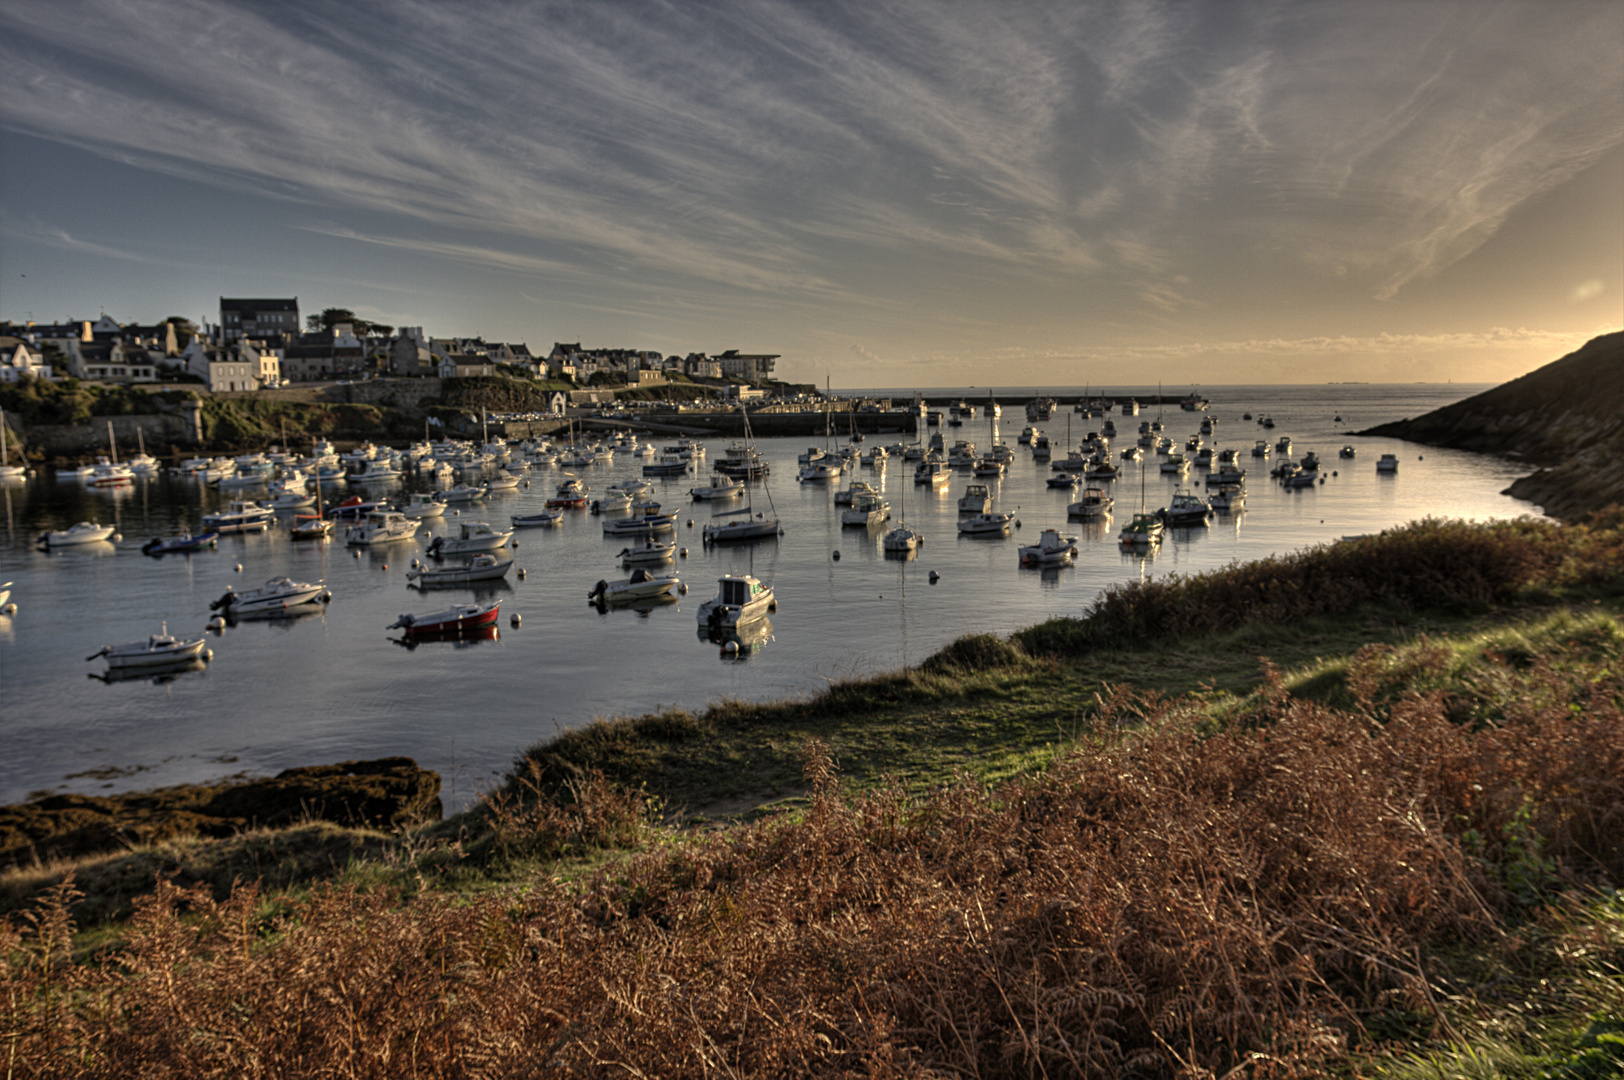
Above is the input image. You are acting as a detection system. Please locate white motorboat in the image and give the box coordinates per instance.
[346,511,419,546]
[401,492,447,519]
[202,500,275,534]
[972,456,1005,478]
[352,460,401,483]
[834,480,877,507]
[914,460,951,486]
[1210,483,1246,512]
[588,568,682,604]
[407,553,513,586]
[1018,528,1079,565]
[438,484,487,503]
[841,493,890,527]
[798,461,842,482]
[217,468,270,490]
[1068,487,1114,519]
[958,483,991,514]
[511,509,563,528]
[88,625,209,670]
[1160,453,1190,475]
[428,520,512,556]
[483,474,521,493]
[643,454,691,476]
[618,538,677,565]
[39,521,116,546]
[88,459,136,488]
[603,511,678,537]
[691,475,746,500]
[609,478,654,497]
[592,491,634,513]
[210,576,327,616]
[696,573,775,628]
[957,512,1014,535]
[1159,490,1212,527]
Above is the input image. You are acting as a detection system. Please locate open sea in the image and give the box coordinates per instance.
[0,383,1532,809]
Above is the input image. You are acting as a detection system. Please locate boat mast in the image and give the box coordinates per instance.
[107,421,118,465]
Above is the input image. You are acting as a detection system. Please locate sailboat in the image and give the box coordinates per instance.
[1118,434,1163,549]
[127,427,160,473]
[703,402,782,543]
[883,450,924,554]
[799,378,844,481]
[291,436,333,539]
[88,422,135,487]
[0,408,25,479]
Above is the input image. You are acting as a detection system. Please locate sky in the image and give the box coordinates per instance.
[1,0,1620,388]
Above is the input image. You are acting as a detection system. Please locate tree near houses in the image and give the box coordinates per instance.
[306,307,393,338]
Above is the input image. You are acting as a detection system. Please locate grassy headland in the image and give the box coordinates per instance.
[4,512,1622,1077]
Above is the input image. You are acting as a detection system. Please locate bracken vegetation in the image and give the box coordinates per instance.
[3,513,1622,1077]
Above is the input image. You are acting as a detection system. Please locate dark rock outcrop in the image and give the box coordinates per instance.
[1359,332,1624,521]
[0,758,441,869]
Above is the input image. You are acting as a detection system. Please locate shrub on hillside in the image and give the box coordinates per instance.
[8,641,1619,1076]
[1017,515,1624,657]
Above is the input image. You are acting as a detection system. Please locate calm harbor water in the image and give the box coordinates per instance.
[0,383,1531,809]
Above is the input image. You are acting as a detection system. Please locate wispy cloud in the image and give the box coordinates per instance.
[3,214,152,264]
[0,0,1618,357]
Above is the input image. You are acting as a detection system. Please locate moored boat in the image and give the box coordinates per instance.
[210,576,327,616]
[957,511,1014,535]
[588,568,682,604]
[39,521,116,546]
[407,553,513,586]
[696,573,775,628]
[388,599,502,637]
[1017,528,1078,565]
[141,531,219,555]
[88,626,209,669]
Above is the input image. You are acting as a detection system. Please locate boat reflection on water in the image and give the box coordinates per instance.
[700,617,774,659]
[389,624,501,650]
[590,592,680,616]
[225,603,329,629]
[89,657,207,685]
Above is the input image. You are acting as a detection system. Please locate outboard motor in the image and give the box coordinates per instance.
[588,579,608,600]
[426,536,444,558]
[142,537,162,555]
[208,589,236,612]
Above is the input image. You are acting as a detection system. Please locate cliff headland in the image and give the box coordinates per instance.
[1360,331,1624,520]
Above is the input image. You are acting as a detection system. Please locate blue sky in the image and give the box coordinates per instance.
[1,0,1619,386]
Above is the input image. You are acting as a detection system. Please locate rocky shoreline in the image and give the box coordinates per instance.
[1358,331,1623,521]
[0,758,441,870]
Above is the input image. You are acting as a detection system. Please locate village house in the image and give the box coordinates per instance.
[714,349,779,383]
[0,338,53,383]
[220,298,300,343]
[281,325,365,381]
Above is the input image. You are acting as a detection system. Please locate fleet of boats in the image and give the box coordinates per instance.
[27,393,1399,671]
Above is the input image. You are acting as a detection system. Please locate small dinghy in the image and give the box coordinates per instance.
[618,538,677,565]
[88,625,209,670]
[141,531,219,556]
[588,568,682,604]
[387,599,502,637]
[407,553,513,586]
[511,510,564,528]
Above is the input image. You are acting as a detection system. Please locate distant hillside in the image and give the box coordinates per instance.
[1360,331,1624,520]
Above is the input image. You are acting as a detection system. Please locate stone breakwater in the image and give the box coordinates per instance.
[1360,331,1624,522]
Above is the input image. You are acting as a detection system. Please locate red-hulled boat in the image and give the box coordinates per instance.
[387,599,502,637]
